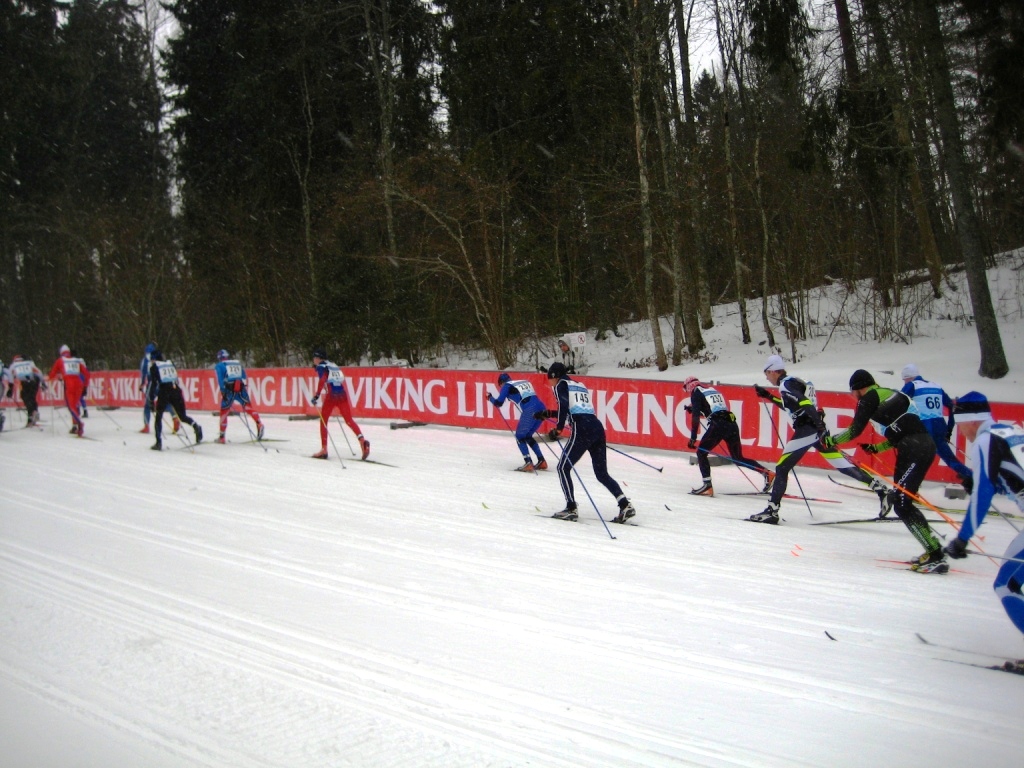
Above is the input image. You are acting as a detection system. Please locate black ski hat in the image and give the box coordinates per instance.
[150,349,164,361]
[547,362,568,379]
[849,369,875,390]
[313,348,326,359]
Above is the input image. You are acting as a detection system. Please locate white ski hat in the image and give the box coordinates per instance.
[763,355,786,372]
[901,363,920,380]
[59,344,70,355]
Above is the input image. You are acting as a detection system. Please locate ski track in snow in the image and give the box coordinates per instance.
[1,415,1022,767]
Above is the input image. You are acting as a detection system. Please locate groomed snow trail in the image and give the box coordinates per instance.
[1,412,1021,767]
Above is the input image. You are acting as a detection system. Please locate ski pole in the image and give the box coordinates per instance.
[88,395,122,430]
[334,416,357,456]
[762,401,814,518]
[315,406,345,468]
[165,411,193,452]
[239,409,267,452]
[848,455,997,563]
[606,444,663,473]
[696,446,763,492]
[544,433,617,540]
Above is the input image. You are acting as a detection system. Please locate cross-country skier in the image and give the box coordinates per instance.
[537,362,636,523]
[825,369,947,573]
[489,372,548,471]
[7,355,44,427]
[214,349,264,443]
[900,363,971,486]
[942,392,1024,655]
[147,349,203,451]
[47,344,90,437]
[751,355,889,524]
[684,376,774,497]
[310,349,368,460]
[139,342,178,434]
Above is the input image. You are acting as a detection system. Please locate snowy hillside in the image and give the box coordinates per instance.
[2,256,1023,768]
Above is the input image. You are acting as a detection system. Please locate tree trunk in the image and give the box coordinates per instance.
[630,5,667,370]
[913,0,1007,378]
[723,105,751,344]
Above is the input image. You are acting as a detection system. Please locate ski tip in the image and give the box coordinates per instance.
[825,630,837,641]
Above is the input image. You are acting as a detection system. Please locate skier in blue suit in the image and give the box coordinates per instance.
[943,392,1024,668]
[488,372,548,471]
[900,363,971,484]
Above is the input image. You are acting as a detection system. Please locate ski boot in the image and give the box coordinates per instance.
[193,423,203,444]
[151,440,162,451]
[256,422,265,441]
[761,471,775,494]
[312,449,328,459]
[515,460,535,472]
[173,416,181,434]
[611,499,636,524]
[749,502,780,524]
[359,436,370,460]
[552,503,578,521]
[215,433,226,444]
[910,550,949,574]
[535,459,548,470]
[140,424,150,434]
[690,480,714,497]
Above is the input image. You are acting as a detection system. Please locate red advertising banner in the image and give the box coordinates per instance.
[7,366,1021,484]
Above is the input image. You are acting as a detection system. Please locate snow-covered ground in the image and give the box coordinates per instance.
[3,259,1023,767]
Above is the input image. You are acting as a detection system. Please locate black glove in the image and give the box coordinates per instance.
[311,395,319,406]
[946,429,954,443]
[547,427,561,440]
[754,384,773,400]
[487,395,497,407]
[961,474,974,494]
[687,438,697,449]
[860,442,879,454]
[5,385,12,398]
[684,404,692,413]
[944,537,969,559]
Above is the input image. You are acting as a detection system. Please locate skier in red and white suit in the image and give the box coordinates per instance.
[48,344,90,437]
[310,349,369,460]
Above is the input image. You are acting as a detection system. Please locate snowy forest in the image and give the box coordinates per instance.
[1,0,1021,375]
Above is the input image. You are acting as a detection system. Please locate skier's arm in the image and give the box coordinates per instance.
[688,391,704,442]
[831,390,879,445]
[956,437,997,542]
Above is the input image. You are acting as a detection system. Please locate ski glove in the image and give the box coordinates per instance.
[687,438,697,449]
[311,395,319,406]
[487,395,497,407]
[5,385,11,398]
[860,442,879,454]
[684,404,692,413]
[754,384,773,400]
[547,427,561,440]
[821,434,836,449]
[961,474,974,494]
[944,537,969,559]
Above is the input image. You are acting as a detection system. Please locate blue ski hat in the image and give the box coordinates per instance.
[217,349,230,361]
[145,342,156,354]
[953,391,990,423]
[497,372,511,385]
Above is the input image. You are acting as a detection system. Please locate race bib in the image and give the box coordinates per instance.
[510,380,536,398]
[156,361,178,384]
[567,381,595,415]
